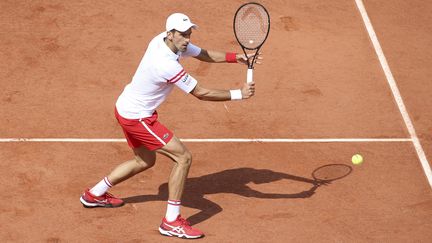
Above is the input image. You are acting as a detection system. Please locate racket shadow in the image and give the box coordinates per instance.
[311,163,353,186]
[123,166,351,225]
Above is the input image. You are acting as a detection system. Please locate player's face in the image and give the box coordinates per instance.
[171,29,192,52]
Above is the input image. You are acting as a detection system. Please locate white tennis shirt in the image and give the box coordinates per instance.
[116,32,201,119]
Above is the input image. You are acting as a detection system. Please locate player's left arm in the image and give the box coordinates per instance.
[195,49,261,65]
[194,49,228,63]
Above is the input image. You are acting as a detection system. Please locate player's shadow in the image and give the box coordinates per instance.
[123,167,327,225]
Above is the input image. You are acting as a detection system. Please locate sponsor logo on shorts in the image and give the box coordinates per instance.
[163,133,169,140]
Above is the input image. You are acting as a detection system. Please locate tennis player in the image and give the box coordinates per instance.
[80,13,257,239]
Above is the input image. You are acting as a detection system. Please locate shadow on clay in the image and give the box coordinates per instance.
[123,166,351,225]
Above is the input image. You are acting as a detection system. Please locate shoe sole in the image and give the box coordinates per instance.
[158,227,204,239]
[80,196,124,208]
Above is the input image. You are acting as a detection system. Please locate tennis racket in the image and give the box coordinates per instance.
[233,2,270,83]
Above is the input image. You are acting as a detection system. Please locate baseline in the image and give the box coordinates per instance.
[0,138,412,143]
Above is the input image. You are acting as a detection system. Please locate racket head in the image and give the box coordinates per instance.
[233,2,270,50]
[311,164,352,184]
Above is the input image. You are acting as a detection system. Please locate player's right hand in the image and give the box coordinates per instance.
[237,53,263,66]
[241,81,255,99]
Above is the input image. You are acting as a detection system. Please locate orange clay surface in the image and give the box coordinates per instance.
[1,0,431,242]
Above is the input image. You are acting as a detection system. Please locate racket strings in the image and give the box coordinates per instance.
[234,5,270,49]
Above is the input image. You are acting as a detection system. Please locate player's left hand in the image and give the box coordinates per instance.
[237,52,263,65]
[241,81,255,99]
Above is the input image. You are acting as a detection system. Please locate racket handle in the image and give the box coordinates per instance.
[247,68,253,83]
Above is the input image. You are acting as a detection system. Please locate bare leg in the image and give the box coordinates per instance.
[107,146,156,185]
[156,136,204,238]
[156,136,192,200]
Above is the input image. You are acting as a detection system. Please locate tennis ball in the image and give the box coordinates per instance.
[249,40,254,44]
[352,154,363,165]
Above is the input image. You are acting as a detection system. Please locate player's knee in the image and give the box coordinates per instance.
[177,151,192,167]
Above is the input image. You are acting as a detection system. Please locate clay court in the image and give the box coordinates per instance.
[1,0,432,242]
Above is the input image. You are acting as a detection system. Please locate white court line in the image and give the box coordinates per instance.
[355,0,432,188]
[0,138,412,143]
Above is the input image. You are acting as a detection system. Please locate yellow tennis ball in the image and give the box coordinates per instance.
[352,154,363,165]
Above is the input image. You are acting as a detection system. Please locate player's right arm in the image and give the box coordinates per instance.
[190,82,255,101]
[160,60,255,102]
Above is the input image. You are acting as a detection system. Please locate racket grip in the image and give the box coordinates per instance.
[247,68,253,83]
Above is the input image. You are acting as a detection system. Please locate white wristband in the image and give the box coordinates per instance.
[230,89,242,100]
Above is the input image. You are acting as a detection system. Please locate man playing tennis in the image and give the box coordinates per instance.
[80,13,257,239]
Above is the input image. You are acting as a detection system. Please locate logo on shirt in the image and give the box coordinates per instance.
[163,133,169,140]
[180,74,190,85]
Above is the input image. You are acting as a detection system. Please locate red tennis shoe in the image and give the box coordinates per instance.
[159,215,204,239]
[79,189,124,208]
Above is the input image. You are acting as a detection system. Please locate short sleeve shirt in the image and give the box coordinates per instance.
[116,32,201,119]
